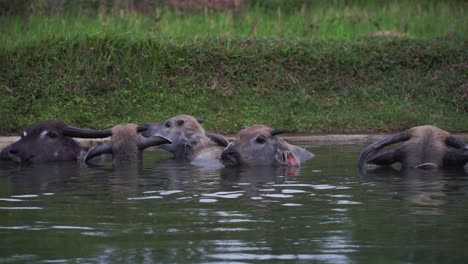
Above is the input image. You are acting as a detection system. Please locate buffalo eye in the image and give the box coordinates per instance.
[47,131,58,138]
[165,121,172,128]
[256,135,266,144]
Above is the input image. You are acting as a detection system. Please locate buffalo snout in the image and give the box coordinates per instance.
[221,144,240,166]
[0,144,26,163]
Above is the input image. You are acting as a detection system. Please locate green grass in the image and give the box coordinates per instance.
[0,1,466,134]
[1,37,466,134]
[1,1,466,50]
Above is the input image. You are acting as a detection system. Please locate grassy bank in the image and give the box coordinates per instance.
[1,36,466,134]
[0,1,466,134]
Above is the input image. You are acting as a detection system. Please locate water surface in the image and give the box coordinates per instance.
[1,143,468,263]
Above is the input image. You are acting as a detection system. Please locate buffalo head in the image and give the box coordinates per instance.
[221,125,315,167]
[0,120,111,163]
[142,115,228,161]
[358,125,468,172]
[84,123,171,165]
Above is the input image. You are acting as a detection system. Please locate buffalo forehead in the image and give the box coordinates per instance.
[238,125,273,138]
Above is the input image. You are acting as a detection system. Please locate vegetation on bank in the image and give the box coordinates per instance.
[1,36,466,134]
[0,1,466,134]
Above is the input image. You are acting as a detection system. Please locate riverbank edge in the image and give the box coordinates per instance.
[2,134,468,149]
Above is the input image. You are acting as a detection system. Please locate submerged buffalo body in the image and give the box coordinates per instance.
[221,125,315,167]
[0,120,111,163]
[358,125,468,171]
[142,115,228,166]
[84,124,171,165]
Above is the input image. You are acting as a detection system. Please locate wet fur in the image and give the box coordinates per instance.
[111,124,141,164]
[185,133,223,161]
[364,125,466,169]
[401,126,449,167]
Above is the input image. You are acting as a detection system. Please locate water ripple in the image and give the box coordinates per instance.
[262,194,293,199]
[128,196,163,200]
[10,194,39,198]
[0,198,23,202]
[282,189,307,194]
[202,191,244,199]
[207,253,349,263]
[51,226,94,230]
[200,198,218,203]
[0,207,42,210]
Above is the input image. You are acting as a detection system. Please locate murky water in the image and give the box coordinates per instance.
[1,143,468,264]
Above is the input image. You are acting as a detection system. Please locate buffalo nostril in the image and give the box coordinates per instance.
[9,149,18,155]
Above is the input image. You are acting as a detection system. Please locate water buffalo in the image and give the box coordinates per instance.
[358,125,468,171]
[221,125,315,167]
[0,120,111,163]
[142,115,229,166]
[84,124,171,165]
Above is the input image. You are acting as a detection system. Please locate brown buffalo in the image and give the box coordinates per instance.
[358,125,468,171]
[84,124,171,165]
[221,125,315,167]
[142,115,228,166]
[0,120,111,163]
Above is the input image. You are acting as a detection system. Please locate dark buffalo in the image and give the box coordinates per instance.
[0,120,111,163]
[221,125,315,167]
[358,125,468,171]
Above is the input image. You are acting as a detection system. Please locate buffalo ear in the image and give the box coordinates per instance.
[446,136,466,149]
[270,129,288,136]
[288,144,315,162]
[206,133,229,147]
[275,140,315,166]
[137,125,148,133]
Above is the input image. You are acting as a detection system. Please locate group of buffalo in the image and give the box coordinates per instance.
[1,114,468,172]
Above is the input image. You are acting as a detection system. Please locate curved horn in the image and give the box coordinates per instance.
[84,143,113,162]
[271,129,289,136]
[63,126,112,139]
[137,135,172,150]
[446,136,466,149]
[358,131,410,171]
[206,133,229,147]
[137,125,148,133]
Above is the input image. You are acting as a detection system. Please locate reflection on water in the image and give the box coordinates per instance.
[1,144,468,263]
